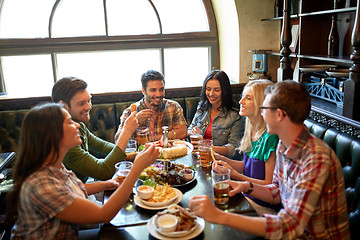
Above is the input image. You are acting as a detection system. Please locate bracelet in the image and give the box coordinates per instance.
[244,181,253,195]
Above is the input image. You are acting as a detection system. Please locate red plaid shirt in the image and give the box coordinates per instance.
[119,98,187,140]
[264,126,350,239]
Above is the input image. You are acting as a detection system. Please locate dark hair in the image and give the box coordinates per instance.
[52,77,88,106]
[265,80,311,124]
[141,70,165,89]
[6,102,65,224]
[199,70,238,111]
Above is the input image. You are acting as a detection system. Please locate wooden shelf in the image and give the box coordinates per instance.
[297,54,352,64]
[300,7,356,17]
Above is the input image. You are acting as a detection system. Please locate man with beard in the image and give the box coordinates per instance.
[115,70,187,142]
[52,77,138,183]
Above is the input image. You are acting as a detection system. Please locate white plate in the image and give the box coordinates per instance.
[147,215,205,240]
[154,214,197,238]
[141,188,178,207]
[158,142,194,161]
[326,69,349,77]
[299,64,337,72]
[134,188,183,210]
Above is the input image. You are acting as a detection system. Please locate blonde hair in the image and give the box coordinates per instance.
[238,79,274,153]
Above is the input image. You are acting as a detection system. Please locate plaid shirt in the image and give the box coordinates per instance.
[264,126,350,239]
[12,164,88,240]
[119,98,187,139]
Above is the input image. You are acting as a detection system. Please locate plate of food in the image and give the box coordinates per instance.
[147,204,205,239]
[139,162,196,187]
[134,186,183,210]
[299,64,337,72]
[157,141,193,161]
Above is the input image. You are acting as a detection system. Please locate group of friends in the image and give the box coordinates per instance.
[5,69,350,239]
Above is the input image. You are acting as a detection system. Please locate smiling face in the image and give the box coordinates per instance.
[205,79,222,107]
[239,86,256,117]
[142,79,165,107]
[63,89,92,123]
[60,109,82,151]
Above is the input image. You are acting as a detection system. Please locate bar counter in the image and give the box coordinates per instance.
[97,152,263,240]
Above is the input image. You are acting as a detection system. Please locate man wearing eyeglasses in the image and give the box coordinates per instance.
[189,80,350,239]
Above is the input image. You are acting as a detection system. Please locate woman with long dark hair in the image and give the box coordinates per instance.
[188,70,244,158]
[6,103,159,239]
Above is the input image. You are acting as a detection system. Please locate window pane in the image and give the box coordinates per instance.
[2,55,54,97]
[0,0,56,38]
[107,0,160,36]
[56,50,161,93]
[51,0,105,38]
[164,47,209,88]
[153,0,209,34]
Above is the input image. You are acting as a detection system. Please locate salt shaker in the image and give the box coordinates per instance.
[162,126,169,148]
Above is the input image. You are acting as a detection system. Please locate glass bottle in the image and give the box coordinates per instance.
[328,14,339,56]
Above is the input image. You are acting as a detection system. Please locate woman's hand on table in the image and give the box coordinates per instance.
[102,179,120,191]
[189,126,201,135]
[189,195,222,223]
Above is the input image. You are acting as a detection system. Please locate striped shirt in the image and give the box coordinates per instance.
[264,126,350,239]
[119,98,187,139]
[12,164,88,240]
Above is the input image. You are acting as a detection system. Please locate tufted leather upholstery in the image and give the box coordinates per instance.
[305,119,360,239]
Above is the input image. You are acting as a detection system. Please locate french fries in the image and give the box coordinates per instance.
[144,184,176,203]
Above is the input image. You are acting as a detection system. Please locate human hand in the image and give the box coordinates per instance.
[227,180,248,197]
[123,111,139,134]
[189,195,222,223]
[133,144,160,171]
[136,109,154,124]
[212,160,236,177]
[190,126,201,135]
[102,179,120,191]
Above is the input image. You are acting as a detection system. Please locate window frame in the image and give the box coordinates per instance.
[0,0,219,93]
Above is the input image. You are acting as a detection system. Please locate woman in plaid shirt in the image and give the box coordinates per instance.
[6,103,159,239]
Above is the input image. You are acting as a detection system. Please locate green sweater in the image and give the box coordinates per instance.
[63,122,126,183]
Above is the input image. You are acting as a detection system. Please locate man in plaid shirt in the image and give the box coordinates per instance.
[115,70,187,142]
[189,80,350,239]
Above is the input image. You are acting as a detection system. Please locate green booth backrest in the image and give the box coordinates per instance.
[304,119,360,239]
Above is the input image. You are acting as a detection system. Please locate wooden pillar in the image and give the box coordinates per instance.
[343,0,360,120]
[277,0,293,82]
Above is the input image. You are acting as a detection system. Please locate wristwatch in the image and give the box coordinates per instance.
[244,181,253,194]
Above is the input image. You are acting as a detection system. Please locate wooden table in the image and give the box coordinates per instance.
[98,153,262,240]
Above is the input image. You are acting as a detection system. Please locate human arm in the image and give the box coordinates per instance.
[56,145,160,224]
[189,195,266,237]
[84,179,119,195]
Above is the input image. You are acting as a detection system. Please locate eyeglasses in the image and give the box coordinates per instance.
[260,106,287,116]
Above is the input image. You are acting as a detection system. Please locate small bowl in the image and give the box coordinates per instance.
[157,214,178,232]
[172,140,187,147]
[137,185,154,200]
[180,168,194,181]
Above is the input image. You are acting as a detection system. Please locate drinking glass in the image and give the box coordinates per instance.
[125,139,137,154]
[115,161,133,185]
[189,134,202,154]
[211,167,230,207]
[136,127,149,146]
[197,139,213,168]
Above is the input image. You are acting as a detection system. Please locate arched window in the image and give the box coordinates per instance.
[0,0,218,97]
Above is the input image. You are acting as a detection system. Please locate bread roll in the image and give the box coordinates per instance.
[162,146,187,159]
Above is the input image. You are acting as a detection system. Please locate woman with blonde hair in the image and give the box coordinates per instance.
[213,79,280,211]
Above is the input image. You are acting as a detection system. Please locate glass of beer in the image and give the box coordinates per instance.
[211,167,230,207]
[189,134,202,154]
[198,139,213,168]
[136,127,149,146]
[115,161,133,185]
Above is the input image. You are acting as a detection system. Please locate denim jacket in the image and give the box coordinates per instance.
[188,104,244,158]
